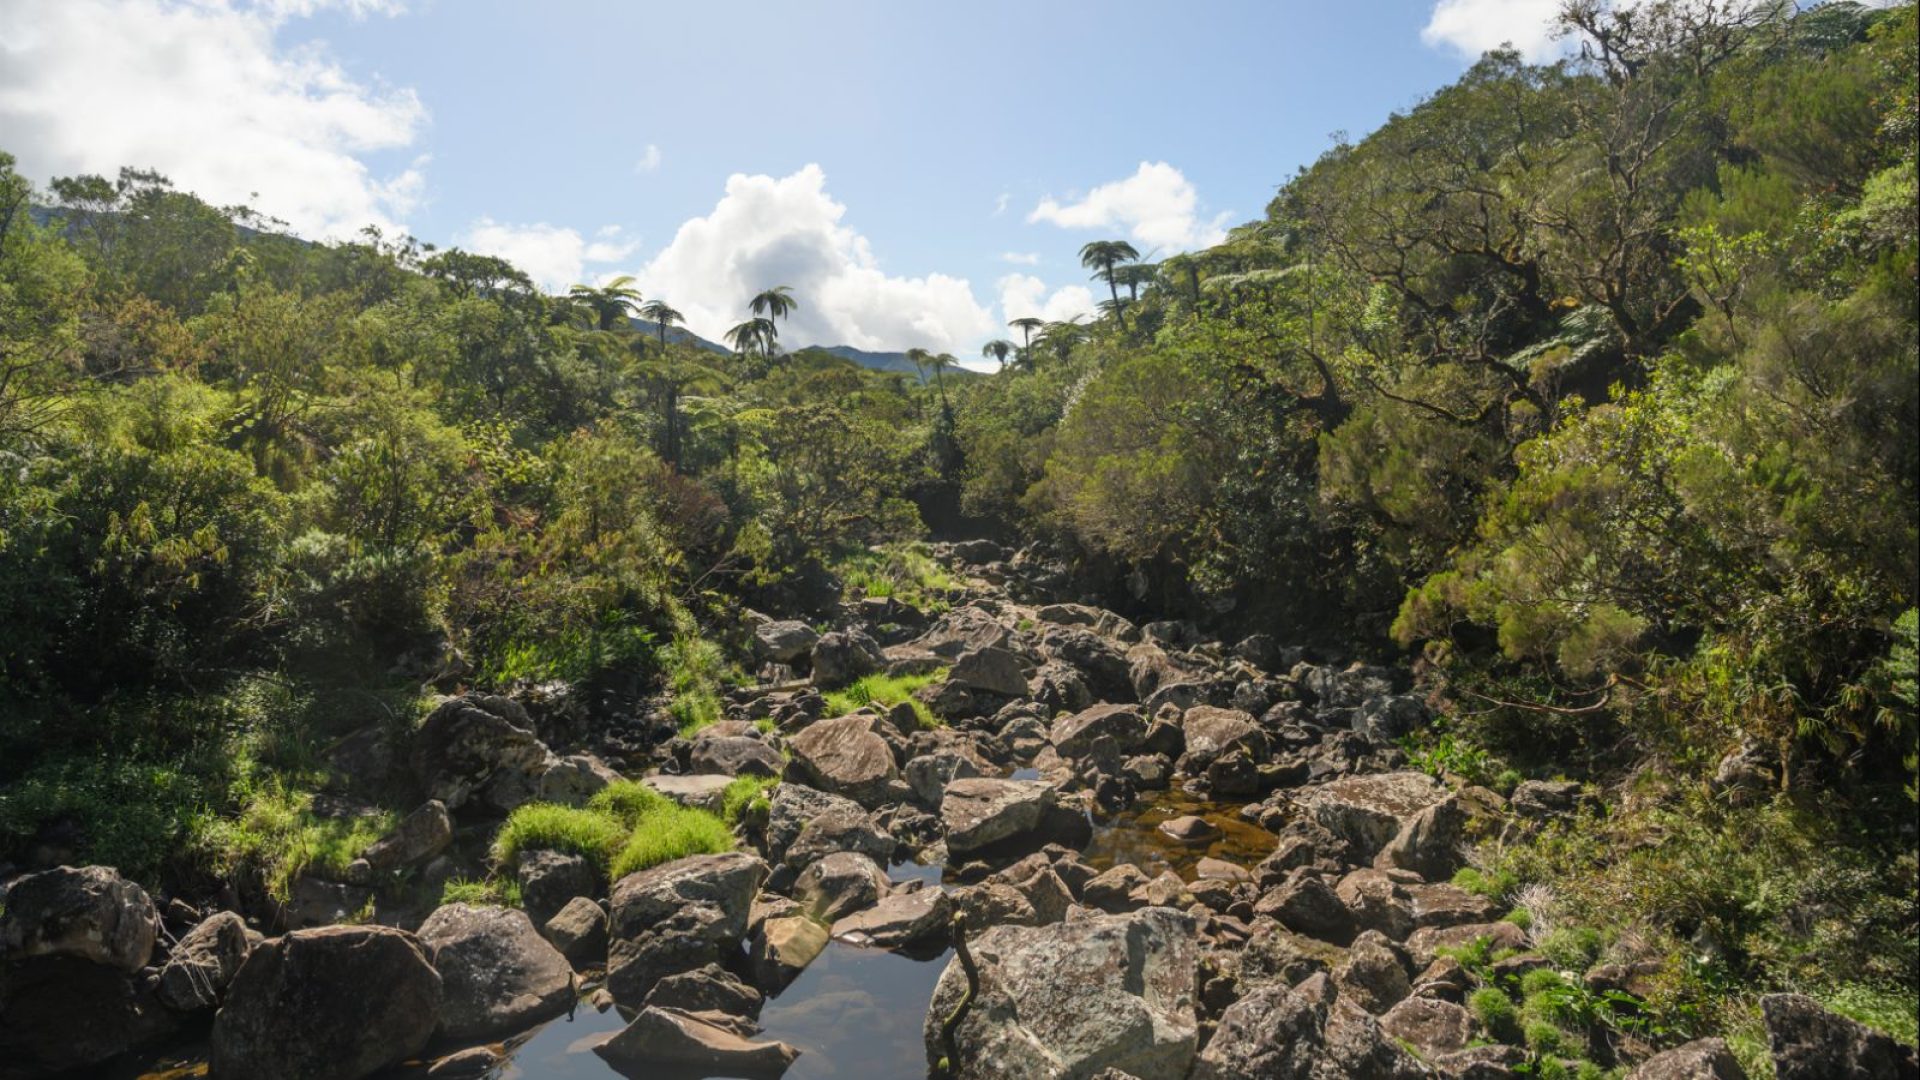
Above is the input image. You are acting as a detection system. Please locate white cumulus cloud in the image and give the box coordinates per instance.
[997,273,1097,328]
[0,0,428,239]
[1421,0,1573,62]
[633,164,997,354]
[459,219,641,292]
[1028,161,1230,253]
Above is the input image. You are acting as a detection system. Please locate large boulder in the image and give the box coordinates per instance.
[949,646,1032,698]
[691,735,785,778]
[754,620,820,664]
[1178,706,1268,770]
[411,695,556,813]
[211,925,442,1080]
[357,800,452,875]
[923,907,1200,1080]
[1375,795,1468,882]
[1189,983,1327,1080]
[833,887,953,949]
[156,911,252,1012]
[1051,703,1147,759]
[785,714,902,807]
[418,903,575,1041]
[544,897,608,967]
[782,800,895,871]
[764,784,866,866]
[750,915,830,990]
[0,865,158,972]
[606,852,768,1007]
[517,849,597,931]
[811,629,886,689]
[1302,772,1451,862]
[0,956,177,1076]
[1761,993,1919,1080]
[794,851,890,923]
[916,606,1015,659]
[941,778,1053,857]
[1040,627,1134,703]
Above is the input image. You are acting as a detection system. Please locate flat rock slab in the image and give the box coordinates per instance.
[645,773,736,814]
[941,778,1053,856]
[595,1005,800,1076]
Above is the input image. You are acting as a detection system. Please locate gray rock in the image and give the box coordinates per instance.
[518,849,597,930]
[1380,994,1475,1057]
[643,962,764,1019]
[1333,930,1411,1014]
[425,1046,501,1078]
[0,865,159,971]
[156,911,251,1012]
[1336,868,1415,941]
[211,924,442,1080]
[1083,864,1153,913]
[644,772,735,814]
[595,1005,801,1075]
[1510,779,1584,819]
[606,852,768,1006]
[832,887,953,948]
[950,646,1031,697]
[812,628,886,689]
[691,735,785,778]
[906,749,985,808]
[1323,997,1433,1078]
[755,620,820,664]
[1255,874,1357,946]
[1189,983,1326,1080]
[418,903,575,1041]
[1051,703,1147,758]
[1405,920,1528,969]
[1627,1037,1748,1079]
[783,802,894,871]
[1179,706,1268,770]
[764,784,866,865]
[794,851,890,923]
[544,896,608,966]
[411,695,556,813]
[282,875,372,931]
[923,907,1199,1080]
[941,777,1052,856]
[1376,795,1468,882]
[1761,992,1919,1080]
[359,800,452,874]
[916,606,1015,658]
[750,914,830,989]
[532,753,621,806]
[1303,771,1450,862]
[785,714,901,807]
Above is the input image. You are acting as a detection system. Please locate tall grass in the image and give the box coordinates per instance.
[490,780,735,883]
[823,669,946,729]
[835,543,961,613]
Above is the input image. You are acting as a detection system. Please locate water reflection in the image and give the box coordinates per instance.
[1081,788,1277,879]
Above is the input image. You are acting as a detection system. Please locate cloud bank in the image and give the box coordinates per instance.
[0,0,428,239]
[1029,161,1230,253]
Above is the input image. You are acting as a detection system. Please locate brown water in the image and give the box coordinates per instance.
[1081,788,1278,879]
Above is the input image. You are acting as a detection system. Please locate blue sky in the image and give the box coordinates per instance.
[1,0,1577,361]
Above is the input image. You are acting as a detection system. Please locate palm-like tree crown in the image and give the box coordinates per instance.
[726,318,775,356]
[981,340,1013,368]
[749,286,799,323]
[569,274,642,332]
[639,299,683,348]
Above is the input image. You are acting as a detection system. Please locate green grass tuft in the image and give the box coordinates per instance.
[610,802,736,879]
[1469,986,1522,1042]
[491,803,629,876]
[203,779,396,903]
[720,775,779,825]
[440,875,522,907]
[824,669,946,729]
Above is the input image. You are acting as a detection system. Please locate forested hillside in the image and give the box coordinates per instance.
[0,1,1914,1076]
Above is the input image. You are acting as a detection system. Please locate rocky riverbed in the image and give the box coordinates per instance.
[2,541,1914,1080]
